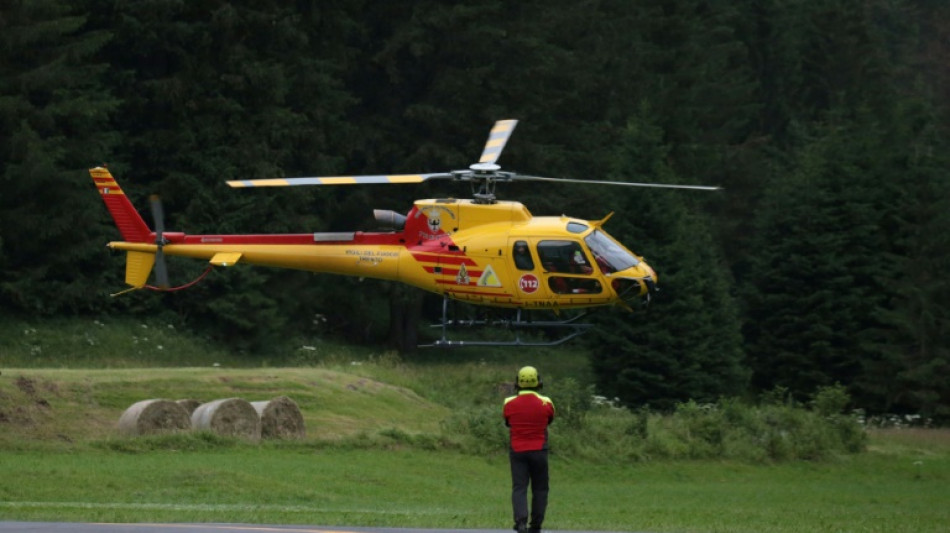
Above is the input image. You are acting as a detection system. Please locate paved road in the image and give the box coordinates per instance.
[0,525,630,533]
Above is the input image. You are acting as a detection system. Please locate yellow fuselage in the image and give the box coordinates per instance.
[110,198,656,310]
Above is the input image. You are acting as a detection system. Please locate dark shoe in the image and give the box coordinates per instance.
[529,527,541,533]
[514,521,527,533]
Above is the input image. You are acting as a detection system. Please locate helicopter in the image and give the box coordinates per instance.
[90,120,718,347]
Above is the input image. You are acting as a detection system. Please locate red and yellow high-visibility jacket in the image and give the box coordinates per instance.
[503,390,555,452]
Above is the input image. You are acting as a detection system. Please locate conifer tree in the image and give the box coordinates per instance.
[90,0,359,345]
[0,0,119,314]
[743,115,891,398]
[741,1,950,416]
[856,96,950,421]
[589,116,747,410]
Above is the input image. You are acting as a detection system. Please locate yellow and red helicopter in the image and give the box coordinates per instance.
[91,120,718,346]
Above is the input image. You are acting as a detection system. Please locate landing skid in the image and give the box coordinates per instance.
[419,298,594,348]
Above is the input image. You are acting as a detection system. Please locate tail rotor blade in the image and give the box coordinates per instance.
[148,195,169,288]
[153,248,170,288]
[149,195,165,235]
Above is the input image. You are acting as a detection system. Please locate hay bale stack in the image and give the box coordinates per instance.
[117,399,191,436]
[251,396,305,439]
[191,398,260,441]
[176,399,202,415]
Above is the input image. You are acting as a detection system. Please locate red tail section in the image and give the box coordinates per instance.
[89,167,151,242]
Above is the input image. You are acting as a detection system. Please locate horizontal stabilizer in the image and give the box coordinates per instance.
[210,252,242,267]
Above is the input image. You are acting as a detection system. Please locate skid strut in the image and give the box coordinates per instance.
[419,298,594,348]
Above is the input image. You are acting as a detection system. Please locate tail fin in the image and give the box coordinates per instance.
[89,166,151,242]
[124,250,156,289]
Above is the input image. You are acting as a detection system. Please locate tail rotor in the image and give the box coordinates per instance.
[149,195,170,289]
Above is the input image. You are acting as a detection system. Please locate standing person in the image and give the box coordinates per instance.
[503,366,555,533]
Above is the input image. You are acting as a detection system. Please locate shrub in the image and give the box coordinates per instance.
[811,384,851,416]
[440,405,508,455]
[441,388,867,462]
[552,377,594,429]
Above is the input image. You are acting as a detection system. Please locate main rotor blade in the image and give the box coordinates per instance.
[478,119,518,165]
[514,174,722,191]
[226,173,454,188]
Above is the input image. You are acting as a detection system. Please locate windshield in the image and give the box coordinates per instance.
[584,230,639,273]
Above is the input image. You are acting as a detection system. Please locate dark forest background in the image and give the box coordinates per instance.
[2,0,948,421]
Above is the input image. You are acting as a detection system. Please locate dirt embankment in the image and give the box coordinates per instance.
[0,376,57,431]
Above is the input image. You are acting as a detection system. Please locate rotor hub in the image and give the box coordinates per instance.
[470,162,501,172]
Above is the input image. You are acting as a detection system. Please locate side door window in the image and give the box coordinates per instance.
[512,240,535,271]
[509,239,542,298]
[537,240,602,295]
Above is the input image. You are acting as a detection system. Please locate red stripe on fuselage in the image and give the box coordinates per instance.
[434,267,481,277]
[444,287,515,298]
[172,232,405,246]
[411,252,477,266]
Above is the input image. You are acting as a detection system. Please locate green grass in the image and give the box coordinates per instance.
[0,438,948,531]
[1,317,949,531]
[0,315,252,367]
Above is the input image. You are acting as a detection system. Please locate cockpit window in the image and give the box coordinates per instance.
[537,240,593,274]
[584,230,639,273]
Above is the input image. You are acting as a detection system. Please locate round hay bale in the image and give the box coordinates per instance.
[191,398,260,441]
[117,399,191,436]
[251,396,306,439]
[176,399,202,415]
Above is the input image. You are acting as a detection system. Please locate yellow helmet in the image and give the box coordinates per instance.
[516,366,541,389]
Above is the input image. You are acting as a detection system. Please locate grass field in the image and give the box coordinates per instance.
[1,435,948,532]
[1,317,949,532]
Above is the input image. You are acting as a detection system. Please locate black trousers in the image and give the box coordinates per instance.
[509,449,549,528]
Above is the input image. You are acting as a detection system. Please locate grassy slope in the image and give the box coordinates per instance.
[0,367,448,446]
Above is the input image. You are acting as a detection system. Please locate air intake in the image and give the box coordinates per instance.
[374,209,407,230]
